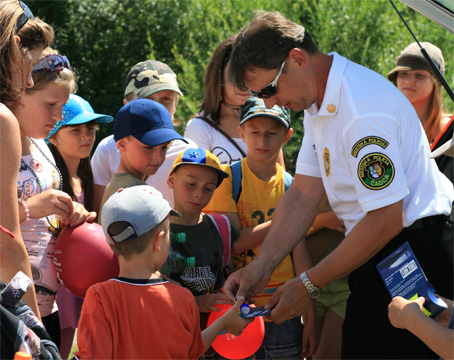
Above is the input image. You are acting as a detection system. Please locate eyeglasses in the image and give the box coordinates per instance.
[249,60,286,99]
[32,54,71,73]
[16,2,34,32]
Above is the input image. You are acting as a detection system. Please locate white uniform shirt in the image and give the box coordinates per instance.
[91,135,197,207]
[184,114,248,165]
[296,53,453,234]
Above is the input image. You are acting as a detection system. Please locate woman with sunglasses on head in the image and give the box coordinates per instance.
[184,36,286,167]
[0,0,54,320]
[12,47,96,348]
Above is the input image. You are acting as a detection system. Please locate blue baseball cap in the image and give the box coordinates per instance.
[46,94,114,142]
[113,98,188,146]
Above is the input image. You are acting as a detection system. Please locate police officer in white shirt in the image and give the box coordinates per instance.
[223,12,454,359]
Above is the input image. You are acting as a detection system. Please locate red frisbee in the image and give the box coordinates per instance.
[207,304,265,359]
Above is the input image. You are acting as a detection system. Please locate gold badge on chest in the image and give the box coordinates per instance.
[323,147,330,177]
[326,104,336,114]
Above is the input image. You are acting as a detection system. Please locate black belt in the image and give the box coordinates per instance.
[403,214,450,232]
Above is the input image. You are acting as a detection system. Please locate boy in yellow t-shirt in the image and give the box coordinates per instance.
[205,97,315,358]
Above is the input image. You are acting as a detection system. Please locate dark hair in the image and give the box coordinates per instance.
[229,11,318,91]
[47,122,97,212]
[196,35,235,125]
[0,0,54,106]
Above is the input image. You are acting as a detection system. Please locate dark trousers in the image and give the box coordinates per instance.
[342,214,453,359]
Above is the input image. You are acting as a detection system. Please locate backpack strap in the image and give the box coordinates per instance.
[431,114,454,152]
[231,161,292,201]
[283,170,293,192]
[230,160,242,203]
[206,214,231,269]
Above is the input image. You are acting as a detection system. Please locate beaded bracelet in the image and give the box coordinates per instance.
[19,199,30,222]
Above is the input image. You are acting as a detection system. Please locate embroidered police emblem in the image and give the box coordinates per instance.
[351,136,389,158]
[326,104,336,114]
[357,153,394,190]
[323,147,330,177]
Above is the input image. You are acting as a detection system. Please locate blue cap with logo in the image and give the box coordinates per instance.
[113,98,188,146]
[170,147,229,188]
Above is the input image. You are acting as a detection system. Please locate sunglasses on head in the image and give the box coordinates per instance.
[16,1,34,32]
[249,60,286,99]
[32,54,71,73]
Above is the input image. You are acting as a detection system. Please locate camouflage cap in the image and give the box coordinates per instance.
[240,97,290,128]
[123,60,183,98]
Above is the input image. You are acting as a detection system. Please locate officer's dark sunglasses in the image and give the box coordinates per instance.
[249,60,286,99]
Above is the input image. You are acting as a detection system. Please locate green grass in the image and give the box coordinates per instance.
[68,331,78,360]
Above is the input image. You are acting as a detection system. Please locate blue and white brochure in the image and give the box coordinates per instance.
[377,241,447,319]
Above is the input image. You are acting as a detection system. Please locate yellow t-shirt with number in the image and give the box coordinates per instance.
[205,159,295,307]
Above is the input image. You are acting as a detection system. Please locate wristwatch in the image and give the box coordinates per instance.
[299,271,322,299]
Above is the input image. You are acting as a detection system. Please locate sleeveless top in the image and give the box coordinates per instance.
[17,139,62,317]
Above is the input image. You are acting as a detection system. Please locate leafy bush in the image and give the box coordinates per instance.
[29,0,453,174]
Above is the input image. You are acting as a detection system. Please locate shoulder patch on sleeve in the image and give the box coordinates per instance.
[351,136,389,158]
[357,152,394,190]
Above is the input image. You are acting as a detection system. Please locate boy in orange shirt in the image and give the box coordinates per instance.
[75,185,250,359]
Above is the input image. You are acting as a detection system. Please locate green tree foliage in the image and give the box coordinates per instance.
[29,0,453,174]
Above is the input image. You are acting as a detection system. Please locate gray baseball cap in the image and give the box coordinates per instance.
[101,185,180,245]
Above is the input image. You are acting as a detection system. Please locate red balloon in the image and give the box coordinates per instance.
[207,304,265,359]
[53,222,119,298]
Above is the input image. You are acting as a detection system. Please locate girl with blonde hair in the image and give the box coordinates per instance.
[13,47,96,348]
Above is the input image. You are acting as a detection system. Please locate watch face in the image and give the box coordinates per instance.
[300,271,321,298]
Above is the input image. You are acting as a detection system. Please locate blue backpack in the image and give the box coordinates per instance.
[230,160,293,203]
